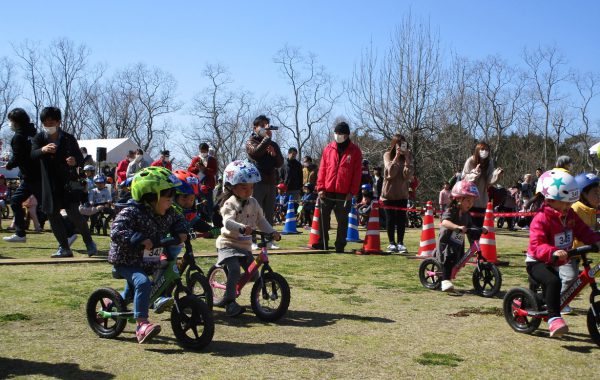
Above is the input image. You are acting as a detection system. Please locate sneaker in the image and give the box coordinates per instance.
[335,247,345,253]
[3,234,26,243]
[561,305,573,315]
[86,241,98,257]
[268,242,279,250]
[67,234,78,247]
[387,243,398,253]
[153,296,174,314]
[225,301,246,317]
[51,247,74,258]
[548,317,569,337]
[251,243,259,250]
[441,280,454,292]
[136,321,161,344]
[397,244,408,253]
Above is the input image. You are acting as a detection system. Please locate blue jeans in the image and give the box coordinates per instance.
[117,245,183,317]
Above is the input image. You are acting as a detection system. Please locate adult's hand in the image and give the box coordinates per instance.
[41,143,57,154]
[266,145,276,157]
[493,168,504,176]
[345,193,352,201]
[318,190,326,199]
[66,156,76,166]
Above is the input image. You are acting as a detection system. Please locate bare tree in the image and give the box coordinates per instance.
[0,57,21,132]
[572,71,600,170]
[13,40,46,123]
[522,45,569,168]
[271,45,340,158]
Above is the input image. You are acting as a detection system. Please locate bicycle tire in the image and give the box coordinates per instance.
[503,287,542,334]
[171,295,214,350]
[187,271,214,310]
[250,271,290,322]
[86,287,127,339]
[587,301,600,346]
[207,265,228,307]
[472,263,502,297]
[418,258,442,290]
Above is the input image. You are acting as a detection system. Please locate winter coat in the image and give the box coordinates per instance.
[188,155,218,189]
[150,159,172,170]
[571,201,600,248]
[462,156,501,209]
[108,202,187,269]
[381,151,413,201]
[31,130,84,213]
[126,158,149,178]
[279,158,303,192]
[5,123,39,179]
[527,203,600,265]
[316,141,362,195]
[302,164,318,185]
[245,134,284,185]
[116,158,130,184]
[216,196,275,252]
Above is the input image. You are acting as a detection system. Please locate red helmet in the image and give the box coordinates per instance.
[276,183,288,192]
[451,180,479,198]
[200,184,210,194]
[173,169,200,195]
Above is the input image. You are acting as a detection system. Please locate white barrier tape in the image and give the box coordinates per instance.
[368,217,379,223]
[423,223,435,230]
[420,238,436,247]
[310,229,320,235]
[366,230,380,236]
[349,223,359,230]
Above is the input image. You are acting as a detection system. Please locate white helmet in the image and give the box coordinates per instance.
[223,160,261,187]
[536,170,580,202]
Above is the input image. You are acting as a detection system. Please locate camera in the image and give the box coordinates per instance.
[267,125,279,131]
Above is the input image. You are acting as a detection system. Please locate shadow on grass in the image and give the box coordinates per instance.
[214,309,395,328]
[0,357,114,379]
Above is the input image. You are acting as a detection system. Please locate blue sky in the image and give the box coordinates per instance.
[0,0,599,130]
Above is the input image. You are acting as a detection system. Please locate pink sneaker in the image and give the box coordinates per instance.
[548,317,569,338]
[136,321,161,344]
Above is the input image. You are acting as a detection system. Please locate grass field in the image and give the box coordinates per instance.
[0,225,599,379]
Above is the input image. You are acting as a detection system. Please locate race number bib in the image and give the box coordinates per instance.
[450,230,464,245]
[143,248,162,263]
[553,230,573,250]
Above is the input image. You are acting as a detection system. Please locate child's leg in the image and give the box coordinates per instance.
[221,257,242,303]
[559,259,579,295]
[527,262,562,319]
[114,266,152,319]
[28,206,41,230]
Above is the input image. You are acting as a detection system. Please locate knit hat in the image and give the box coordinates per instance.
[334,121,350,135]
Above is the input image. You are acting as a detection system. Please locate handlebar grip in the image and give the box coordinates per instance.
[159,236,182,247]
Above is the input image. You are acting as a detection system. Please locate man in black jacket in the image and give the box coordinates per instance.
[31,107,97,258]
[279,147,303,202]
[2,108,41,243]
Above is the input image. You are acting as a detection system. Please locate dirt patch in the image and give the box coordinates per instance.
[448,307,503,317]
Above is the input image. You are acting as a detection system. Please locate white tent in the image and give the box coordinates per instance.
[78,138,151,165]
[589,142,600,155]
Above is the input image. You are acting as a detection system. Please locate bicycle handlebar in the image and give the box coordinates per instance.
[567,245,599,258]
[238,228,277,241]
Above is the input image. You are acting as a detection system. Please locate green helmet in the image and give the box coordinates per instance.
[131,166,182,202]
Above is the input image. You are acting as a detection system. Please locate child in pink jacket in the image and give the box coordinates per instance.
[527,170,600,338]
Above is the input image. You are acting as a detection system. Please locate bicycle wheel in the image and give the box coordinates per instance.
[187,271,214,310]
[413,216,422,229]
[587,301,600,346]
[418,258,442,290]
[207,265,228,307]
[503,287,542,334]
[171,295,214,350]
[497,218,504,229]
[86,287,127,339]
[472,263,502,297]
[251,271,290,322]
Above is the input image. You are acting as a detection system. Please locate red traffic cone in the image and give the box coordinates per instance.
[480,202,498,264]
[417,201,436,257]
[354,201,384,255]
[307,198,322,249]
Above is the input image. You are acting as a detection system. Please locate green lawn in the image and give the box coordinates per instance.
[0,225,598,379]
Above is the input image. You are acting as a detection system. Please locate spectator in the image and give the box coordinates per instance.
[381,133,413,253]
[439,181,452,213]
[521,174,534,203]
[360,159,373,186]
[533,167,543,189]
[299,183,317,227]
[408,174,420,204]
[499,183,520,231]
[555,155,573,172]
[151,149,172,170]
[448,168,462,187]
[126,149,149,179]
[314,120,362,253]
[461,141,504,228]
[0,174,7,230]
[80,147,94,166]
[2,108,41,243]
[279,147,303,202]
[188,142,218,220]
[116,150,135,184]
[302,156,318,186]
[246,114,284,249]
[31,106,97,258]
[372,167,383,199]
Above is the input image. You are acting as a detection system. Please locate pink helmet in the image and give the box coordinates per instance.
[451,180,480,198]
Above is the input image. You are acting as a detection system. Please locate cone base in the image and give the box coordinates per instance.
[353,249,389,256]
[346,239,364,243]
[281,231,302,235]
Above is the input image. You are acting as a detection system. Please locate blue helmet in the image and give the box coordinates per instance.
[575,173,599,192]
[93,174,106,183]
[361,183,373,192]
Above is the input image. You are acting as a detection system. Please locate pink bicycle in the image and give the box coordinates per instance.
[418,227,502,297]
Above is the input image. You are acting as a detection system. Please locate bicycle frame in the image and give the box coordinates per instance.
[450,240,483,280]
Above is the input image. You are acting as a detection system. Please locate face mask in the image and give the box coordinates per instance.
[334,133,347,144]
[9,122,16,131]
[128,157,134,162]
[400,142,408,151]
[164,157,171,163]
[134,155,142,162]
[479,150,489,159]
[200,153,208,159]
[257,127,268,138]
[44,126,57,135]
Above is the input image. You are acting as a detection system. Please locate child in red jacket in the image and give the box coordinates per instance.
[527,170,600,338]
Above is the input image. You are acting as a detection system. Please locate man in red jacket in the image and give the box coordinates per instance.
[188,142,218,220]
[314,120,363,252]
[150,150,172,170]
[116,150,135,185]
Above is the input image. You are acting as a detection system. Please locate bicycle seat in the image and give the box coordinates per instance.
[111,268,125,280]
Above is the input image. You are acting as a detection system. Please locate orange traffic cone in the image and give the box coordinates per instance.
[354,201,384,255]
[307,198,322,249]
[417,201,436,257]
[480,202,498,263]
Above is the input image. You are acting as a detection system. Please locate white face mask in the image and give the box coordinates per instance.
[257,127,268,138]
[134,155,142,162]
[44,126,57,135]
[479,150,489,159]
[400,141,408,151]
[334,133,348,144]
[9,122,16,131]
[200,152,208,159]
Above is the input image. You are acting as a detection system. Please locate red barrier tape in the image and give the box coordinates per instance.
[376,203,587,218]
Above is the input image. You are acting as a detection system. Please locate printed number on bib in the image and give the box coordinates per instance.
[143,248,163,263]
[450,230,464,245]
[553,230,573,250]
